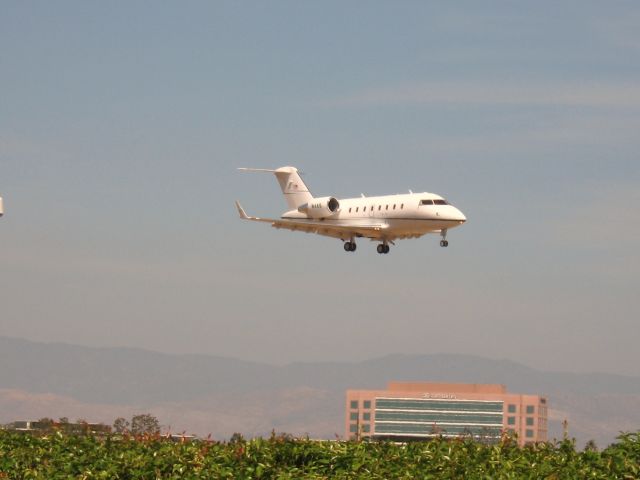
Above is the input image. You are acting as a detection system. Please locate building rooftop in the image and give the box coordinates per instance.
[387,382,507,394]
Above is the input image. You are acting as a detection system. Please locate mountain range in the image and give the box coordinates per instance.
[2,336,639,447]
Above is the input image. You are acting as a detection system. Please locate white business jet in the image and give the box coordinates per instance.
[235,166,466,254]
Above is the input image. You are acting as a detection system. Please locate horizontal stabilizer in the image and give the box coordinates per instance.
[237,168,279,173]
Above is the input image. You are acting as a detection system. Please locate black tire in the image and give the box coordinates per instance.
[377,244,384,254]
[344,242,352,252]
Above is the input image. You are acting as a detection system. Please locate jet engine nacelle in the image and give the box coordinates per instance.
[298,196,340,218]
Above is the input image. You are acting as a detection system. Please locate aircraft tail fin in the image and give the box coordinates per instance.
[238,166,313,210]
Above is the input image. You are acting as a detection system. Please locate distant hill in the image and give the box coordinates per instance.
[2,336,639,447]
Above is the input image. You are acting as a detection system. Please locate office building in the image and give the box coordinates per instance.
[346,382,547,446]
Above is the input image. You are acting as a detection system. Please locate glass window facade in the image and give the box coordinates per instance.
[507,416,516,425]
[526,405,535,414]
[349,424,357,433]
[362,424,370,433]
[526,429,534,438]
[526,417,534,426]
[374,397,504,441]
[375,423,502,437]
[375,411,501,424]
[508,404,516,413]
[350,400,358,409]
[363,413,371,421]
[376,398,503,412]
[350,412,358,421]
[363,400,371,409]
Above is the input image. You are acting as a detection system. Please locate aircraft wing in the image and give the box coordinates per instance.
[235,201,389,240]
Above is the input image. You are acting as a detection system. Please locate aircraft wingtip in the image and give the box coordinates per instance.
[235,201,248,219]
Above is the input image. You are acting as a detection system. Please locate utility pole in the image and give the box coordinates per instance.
[562,418,569,440]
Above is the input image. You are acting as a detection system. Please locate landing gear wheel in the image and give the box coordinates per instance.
[344,241,356,252]
[377,244,390,254]
[440,240,449,247]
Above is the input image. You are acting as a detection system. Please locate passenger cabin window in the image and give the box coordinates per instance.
[349,207,352,213]
[434,199,448,205]
[371,206,374,211]
[355,207,359,212]
[378,205,381,211]
[393,204,396,210]
[400,203,404,209]
[420,199,434,205]
[385,205,388,210]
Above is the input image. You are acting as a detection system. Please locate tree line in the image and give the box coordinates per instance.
[3,413,161,436]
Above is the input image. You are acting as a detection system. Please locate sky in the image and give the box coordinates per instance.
[1,1,639,376]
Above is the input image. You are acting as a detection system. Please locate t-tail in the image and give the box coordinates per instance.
[237,166,313,210]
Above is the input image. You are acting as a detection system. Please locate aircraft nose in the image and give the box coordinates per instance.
[455,208,466,223]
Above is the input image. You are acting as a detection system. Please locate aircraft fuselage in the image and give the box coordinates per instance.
[282,192,466,239]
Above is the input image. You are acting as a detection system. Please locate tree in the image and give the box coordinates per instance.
[113,417,130,434]
[585,439,598,451]
[35,418,54,430]
[76,418,90,434]
[130,414,160,435]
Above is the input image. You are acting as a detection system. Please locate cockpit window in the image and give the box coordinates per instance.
[420,199,434,205]
[434,199,448,205]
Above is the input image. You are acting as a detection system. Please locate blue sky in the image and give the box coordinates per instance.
[1,1,639,375]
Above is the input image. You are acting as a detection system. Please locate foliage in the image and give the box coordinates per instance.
[130,414,161,436]
[0,430,639,479]
[113,417,130,434]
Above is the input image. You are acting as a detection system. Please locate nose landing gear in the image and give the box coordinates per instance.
[440,229,449,247]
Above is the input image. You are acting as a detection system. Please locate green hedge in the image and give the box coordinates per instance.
[0,430,638,479]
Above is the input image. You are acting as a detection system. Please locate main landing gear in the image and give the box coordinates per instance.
[440,229,449,247]
[343,241,389,254]
[376,243,390,254]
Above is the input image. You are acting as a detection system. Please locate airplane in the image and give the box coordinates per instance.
[235,166,466,254]
[0,196,3,217]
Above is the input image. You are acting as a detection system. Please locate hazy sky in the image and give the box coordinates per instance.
[1,2,639,376]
